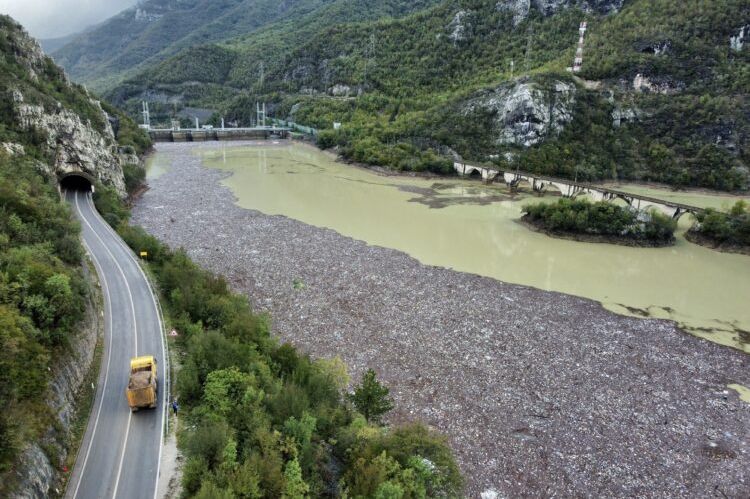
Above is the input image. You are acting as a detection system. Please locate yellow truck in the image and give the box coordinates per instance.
[126,355,157,411]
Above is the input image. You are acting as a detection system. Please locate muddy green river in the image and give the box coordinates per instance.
[150,142,750,352]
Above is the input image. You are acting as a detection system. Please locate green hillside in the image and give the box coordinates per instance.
[107,0,749,190]
[52,0,441,92]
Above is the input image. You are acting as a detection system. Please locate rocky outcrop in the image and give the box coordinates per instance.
[462,79,576,147]
[632,73,682,94]
[611,106,642,127]
[497,0,625,26]
[14,96,127,195]
[447,10,472,44]
[1,19,127,195]
[134,8,164,23]
[731,25,748,52]
[1,142,25,156]
[329,84,354,97]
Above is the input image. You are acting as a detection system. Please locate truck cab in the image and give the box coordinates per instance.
[126,355,158,411]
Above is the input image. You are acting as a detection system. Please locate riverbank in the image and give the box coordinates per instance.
[132,142,750,497]
[685,230,750,256]
[519,214,675,248]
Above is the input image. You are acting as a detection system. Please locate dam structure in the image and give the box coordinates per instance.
[147,126,290,142]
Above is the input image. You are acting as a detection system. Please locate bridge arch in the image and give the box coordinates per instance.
[59,171,95,192]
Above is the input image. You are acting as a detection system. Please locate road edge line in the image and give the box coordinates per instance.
[85,193,169,499]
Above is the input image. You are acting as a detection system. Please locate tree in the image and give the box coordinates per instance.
[349,369,394,424]
[282,458,309,499]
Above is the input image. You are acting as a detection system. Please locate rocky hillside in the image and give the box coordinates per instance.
[51,0,441,92]
[0,15,149,496]
[104,0,749,191]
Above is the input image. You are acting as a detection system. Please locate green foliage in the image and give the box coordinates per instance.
[349,369,395,424]
[0,153,87,481]
[282,458,310,498]
[339,423,464,498]
[523,198,677,243]
[123,163,147,194]
[693,200,750,247]
[100,101,152,156]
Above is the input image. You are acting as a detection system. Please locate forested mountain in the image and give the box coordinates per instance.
[51,0,441,92]
[103,0,749,190]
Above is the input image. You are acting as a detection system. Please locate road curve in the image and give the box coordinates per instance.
[64,189,166,499]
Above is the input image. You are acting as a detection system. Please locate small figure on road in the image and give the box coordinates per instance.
[171,399,179,415]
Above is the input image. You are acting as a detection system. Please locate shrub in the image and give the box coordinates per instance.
[522,198,676,243]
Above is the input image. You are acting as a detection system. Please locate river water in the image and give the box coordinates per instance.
[148,142,750,353]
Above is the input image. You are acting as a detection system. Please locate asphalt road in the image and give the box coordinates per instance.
[64,189,166,499]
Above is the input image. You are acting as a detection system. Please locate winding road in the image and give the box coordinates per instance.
[64,189,166,499]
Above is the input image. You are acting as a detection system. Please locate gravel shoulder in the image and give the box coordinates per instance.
[133,142,750,498]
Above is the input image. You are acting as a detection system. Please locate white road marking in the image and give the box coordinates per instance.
[83,193,168,499]
[72,191,138,499]
[69,192,114,499]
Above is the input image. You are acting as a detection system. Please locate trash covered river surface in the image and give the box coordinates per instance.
[137,141,750,497]
[154,141,750,353]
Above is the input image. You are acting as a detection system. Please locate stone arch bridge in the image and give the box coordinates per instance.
[454,162,704,219]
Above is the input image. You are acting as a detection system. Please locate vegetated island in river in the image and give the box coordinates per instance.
[686,200,750,256]
[520,198,677,247]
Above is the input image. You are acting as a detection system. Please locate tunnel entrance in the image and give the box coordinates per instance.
[59,173,94,191]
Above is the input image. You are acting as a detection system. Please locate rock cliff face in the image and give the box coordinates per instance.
[497,0,625,26]
[14,95,127,194]
[462,79,576,147]
[1,17,126,195]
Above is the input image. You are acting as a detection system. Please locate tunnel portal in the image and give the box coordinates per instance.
[59,173,94,191]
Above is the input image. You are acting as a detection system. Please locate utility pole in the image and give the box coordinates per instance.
[362,33,376,91]
[141,101,150,129]
[256,102,266,128]
[524,23,534,76]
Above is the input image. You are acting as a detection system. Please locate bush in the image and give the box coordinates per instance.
[523,198,677,243]
[693,201,750,247]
